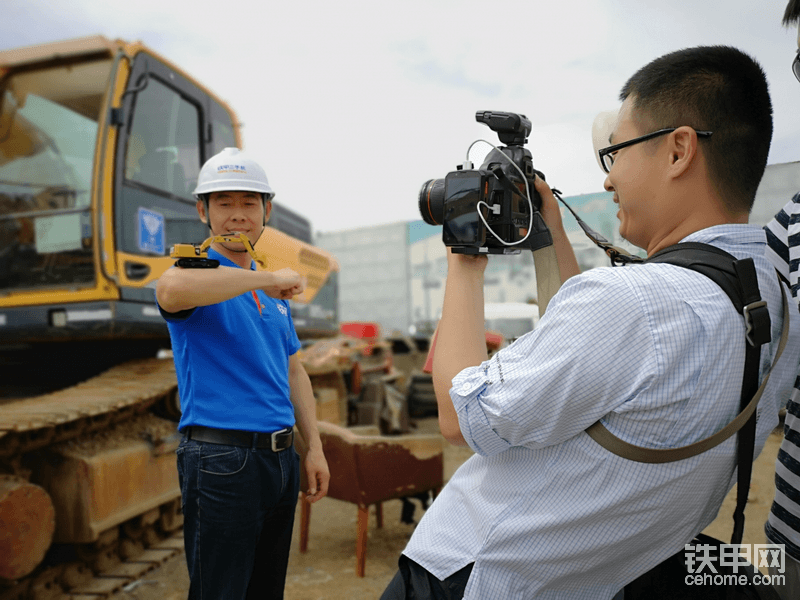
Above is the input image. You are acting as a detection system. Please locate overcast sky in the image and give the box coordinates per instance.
[2,0,797,234]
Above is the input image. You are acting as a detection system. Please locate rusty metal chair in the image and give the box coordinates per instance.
[298,421,444,577]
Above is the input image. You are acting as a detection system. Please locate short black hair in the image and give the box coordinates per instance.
[620,46,772,213]
[784,0,800,25]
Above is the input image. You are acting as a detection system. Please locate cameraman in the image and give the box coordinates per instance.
[381,46,800,599]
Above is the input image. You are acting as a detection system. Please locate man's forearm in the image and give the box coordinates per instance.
[156,266,273,313]
[288,358,322,451]
[432,256,488,445]
[288,354,328,502]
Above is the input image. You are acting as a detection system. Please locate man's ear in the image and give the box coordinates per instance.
[666,126,699,178]
[197,199,208,224]
[264,200,272,225]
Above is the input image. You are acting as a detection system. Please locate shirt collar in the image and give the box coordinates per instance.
[680,224,766,247]
[207,247,256,271]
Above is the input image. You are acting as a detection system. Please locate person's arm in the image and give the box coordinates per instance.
[432,251,489,446]
[534,175,581,283]
[431,177,581,446]
[288,353,329,503]
[763,193,800,283]
[156,266,304,313]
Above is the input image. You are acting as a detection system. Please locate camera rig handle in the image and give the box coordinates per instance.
[476,111,531,146]
[486,160,553,253]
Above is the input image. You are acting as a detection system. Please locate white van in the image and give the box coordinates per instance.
[484,302,540,343]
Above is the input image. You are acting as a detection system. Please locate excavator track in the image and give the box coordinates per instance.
[63,533,184,600]
[0,358,179,459]
[0,357,184,600]
[0,530,185,600]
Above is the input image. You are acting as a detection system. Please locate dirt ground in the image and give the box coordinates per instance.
[112,420,786,600]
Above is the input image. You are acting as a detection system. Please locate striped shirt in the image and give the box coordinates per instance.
[764,192,800,561]
[403,225,800,599]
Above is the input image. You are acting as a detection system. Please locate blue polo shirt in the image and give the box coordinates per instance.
[158,248,301,433]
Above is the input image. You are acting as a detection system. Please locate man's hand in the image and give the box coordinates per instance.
[446,247,488,274]
[533,174,581,282]
[262,268,305,299]
[303,446,329,503]
[534,175,567,234]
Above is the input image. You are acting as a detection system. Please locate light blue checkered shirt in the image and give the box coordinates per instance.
[403,225,800,599]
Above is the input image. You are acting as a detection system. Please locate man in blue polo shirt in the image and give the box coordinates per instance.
[156,147,329,600]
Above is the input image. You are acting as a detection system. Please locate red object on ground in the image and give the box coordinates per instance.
[423,328,504,374]
[340,322,380,340]
[484,331,504,351]
[423,328,438,374]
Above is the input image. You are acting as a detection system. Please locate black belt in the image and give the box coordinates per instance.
[185,426,293,452]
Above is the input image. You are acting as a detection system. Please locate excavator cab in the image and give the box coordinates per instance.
[0,36,240,352]
[0,36,337,369]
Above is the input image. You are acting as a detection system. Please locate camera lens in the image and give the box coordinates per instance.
[418,179,445,225]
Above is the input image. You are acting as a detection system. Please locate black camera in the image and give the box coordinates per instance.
[418,111,552,254]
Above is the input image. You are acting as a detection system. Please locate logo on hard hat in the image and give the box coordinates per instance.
[217,164,248,174]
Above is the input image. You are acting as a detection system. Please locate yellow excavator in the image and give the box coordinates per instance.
[0,35,339,598]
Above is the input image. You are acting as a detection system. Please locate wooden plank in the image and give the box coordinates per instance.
[99,562,154,579]
[126,549,176,565]
[71,576,129,595]
[152,536,184,550]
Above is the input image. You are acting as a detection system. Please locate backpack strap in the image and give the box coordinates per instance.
[646,242,772,346]
[585,243,788,464]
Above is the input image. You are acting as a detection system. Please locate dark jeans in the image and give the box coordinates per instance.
[381,555,474,600]
[176,437,300,600]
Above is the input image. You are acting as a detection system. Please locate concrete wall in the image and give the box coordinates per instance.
[316,222,411,335]
[751,162,800,226]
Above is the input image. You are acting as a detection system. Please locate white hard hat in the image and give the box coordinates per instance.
[591,109,619,173]
[193,147,275,199]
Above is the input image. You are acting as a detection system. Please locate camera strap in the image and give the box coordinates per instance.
[532,245,562,316]
[552,188,645,266]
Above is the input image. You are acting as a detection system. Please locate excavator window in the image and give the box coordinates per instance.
[0,58,112,290]
[124,76,200,200]
[209,101,236,157]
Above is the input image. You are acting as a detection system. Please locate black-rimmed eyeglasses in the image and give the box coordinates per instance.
[598,127,713,174]
[793,49,800,83]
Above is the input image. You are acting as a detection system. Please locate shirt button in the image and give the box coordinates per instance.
[461,383,471,393]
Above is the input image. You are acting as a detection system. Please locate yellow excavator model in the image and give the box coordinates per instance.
[170,233,267,269]
[0,35,339,598]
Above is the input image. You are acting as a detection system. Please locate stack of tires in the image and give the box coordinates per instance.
[406,372,437,418]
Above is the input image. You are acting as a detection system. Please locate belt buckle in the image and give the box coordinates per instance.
[271,428,290,452]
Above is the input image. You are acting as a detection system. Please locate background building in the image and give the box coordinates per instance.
[315,222,411,335]
[751,161,800,225]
